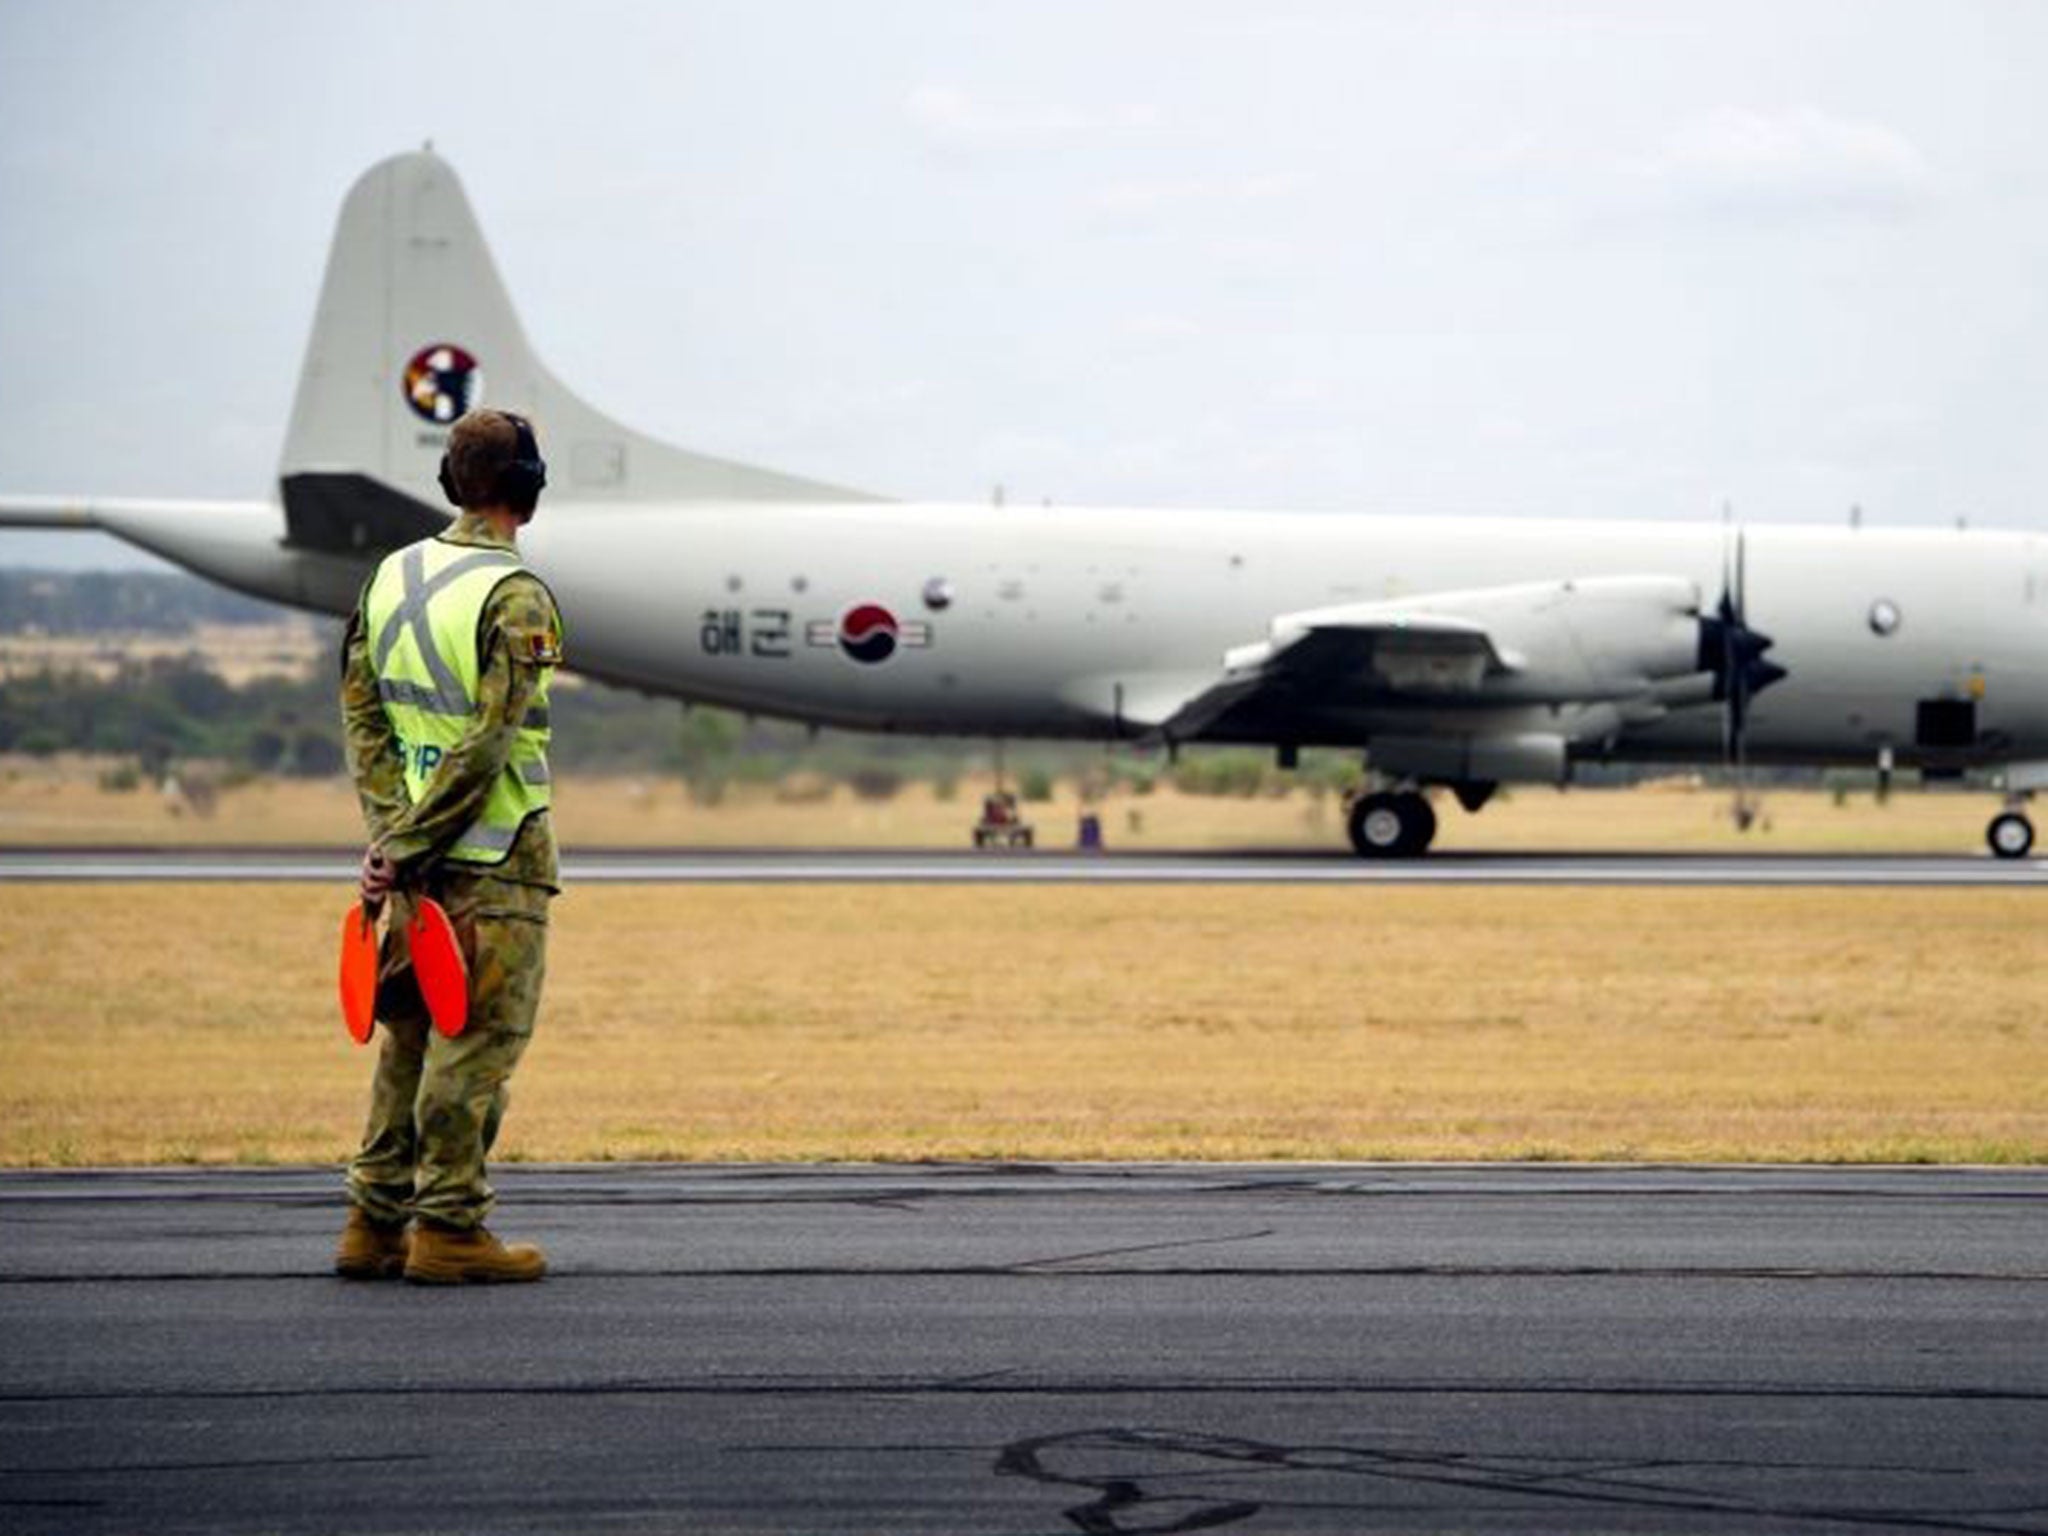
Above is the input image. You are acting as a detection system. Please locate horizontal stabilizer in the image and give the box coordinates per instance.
[0,494,376,616]
[0,495,102,530]
[279,473,447,556]
[0,495,273,532]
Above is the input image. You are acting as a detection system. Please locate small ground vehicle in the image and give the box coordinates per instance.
[972,790,1035,849]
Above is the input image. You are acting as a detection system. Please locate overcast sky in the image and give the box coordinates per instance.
[3,0,2046,569]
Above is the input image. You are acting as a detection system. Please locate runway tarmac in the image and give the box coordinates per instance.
[2,845,2044,885]
[3,1163,2044,1533]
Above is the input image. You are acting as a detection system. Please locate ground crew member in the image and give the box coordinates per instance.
[334,408,564,1284]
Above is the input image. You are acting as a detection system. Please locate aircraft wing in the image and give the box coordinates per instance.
[1158,610,1513,740]
[1152,575,1709,742]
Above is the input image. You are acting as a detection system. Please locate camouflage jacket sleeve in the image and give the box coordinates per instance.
[376,573,562,874]
[339,601,409,843]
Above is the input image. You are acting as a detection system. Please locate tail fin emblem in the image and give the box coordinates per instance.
[403,343,482,424]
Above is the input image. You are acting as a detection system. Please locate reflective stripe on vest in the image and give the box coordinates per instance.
[363,537,555,866]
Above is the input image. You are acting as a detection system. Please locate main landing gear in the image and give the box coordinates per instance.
[1347,790,1438,858]
[1988,805,2035,860]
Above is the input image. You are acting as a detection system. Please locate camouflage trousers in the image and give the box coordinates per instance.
[345,869,551,1230]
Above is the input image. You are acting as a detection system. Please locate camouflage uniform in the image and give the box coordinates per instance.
[340,512,562,1231]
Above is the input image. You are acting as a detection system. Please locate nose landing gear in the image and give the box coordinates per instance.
[1347,790,1438,857]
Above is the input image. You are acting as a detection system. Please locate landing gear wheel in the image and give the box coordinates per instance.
[1406,794,1438,853]
[1347,791,1438,858]
[1988,811,2035,859]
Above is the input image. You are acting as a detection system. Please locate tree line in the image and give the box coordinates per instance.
[0,570,280,634]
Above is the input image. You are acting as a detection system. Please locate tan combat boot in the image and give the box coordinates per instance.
[403,1223,548,1284]
[334,1207,410,1280]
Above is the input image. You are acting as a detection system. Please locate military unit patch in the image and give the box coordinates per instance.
[403,342,482,425]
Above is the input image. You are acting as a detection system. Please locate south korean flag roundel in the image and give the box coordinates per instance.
[403,343,483,424]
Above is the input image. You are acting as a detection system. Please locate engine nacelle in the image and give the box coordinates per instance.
[1369,732,1570,786]
[1261,575,1709,706]
[1467,575,1704,702]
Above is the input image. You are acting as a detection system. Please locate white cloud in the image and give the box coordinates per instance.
[1121,313,1202,341]
[1088,171,1309,215]
[1473,414,1539,450]
[905,85,1160,147]
[1636,105,1935,218]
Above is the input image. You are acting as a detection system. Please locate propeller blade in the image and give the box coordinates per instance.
[1705,527,1783,831]
[1734,523,1748,618]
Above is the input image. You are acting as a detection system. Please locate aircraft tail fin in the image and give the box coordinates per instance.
[280,151,882,510]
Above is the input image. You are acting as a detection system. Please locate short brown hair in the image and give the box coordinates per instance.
[444,410,524,509]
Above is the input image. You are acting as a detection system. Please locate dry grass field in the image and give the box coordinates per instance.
[0,756,2017,854]
[0,621,326,685]
[1,884,2041,1167]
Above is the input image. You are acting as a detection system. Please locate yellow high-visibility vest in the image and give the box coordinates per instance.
[363,537,554,864]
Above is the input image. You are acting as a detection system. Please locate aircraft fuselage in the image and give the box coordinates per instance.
[523,502,2046,771]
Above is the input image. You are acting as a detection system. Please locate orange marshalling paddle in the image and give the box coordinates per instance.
[337,895,470,1043]
[406,898,470,1039]
[338,902,380,1045]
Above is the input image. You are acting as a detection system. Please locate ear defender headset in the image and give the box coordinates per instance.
[438,411,548,517]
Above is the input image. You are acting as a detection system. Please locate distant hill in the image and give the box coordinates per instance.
[0,571,288,634]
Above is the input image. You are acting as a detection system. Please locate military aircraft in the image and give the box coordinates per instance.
[4,151,2042,857]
